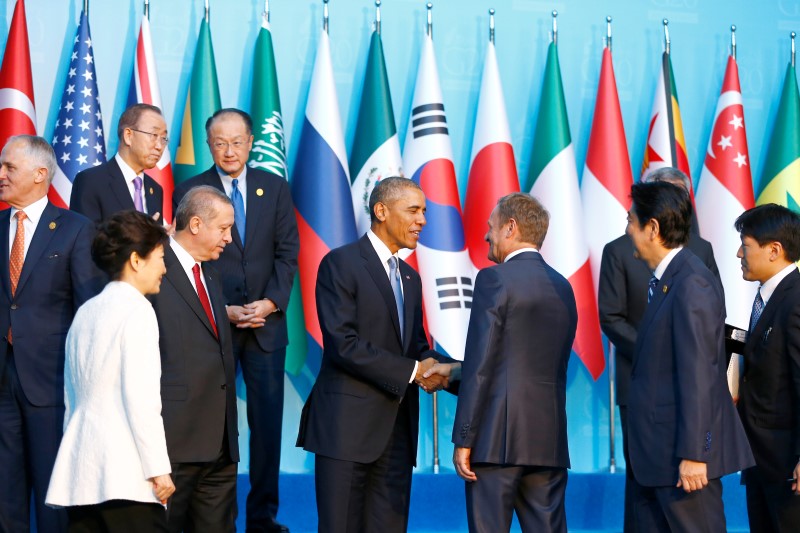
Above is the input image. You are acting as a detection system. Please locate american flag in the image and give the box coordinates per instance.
[49,10,106,208]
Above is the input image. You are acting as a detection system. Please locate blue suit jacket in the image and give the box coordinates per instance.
[0,203,103,406]
[172,166,299,351]
[628,248,753,487]
[452,252,577,468]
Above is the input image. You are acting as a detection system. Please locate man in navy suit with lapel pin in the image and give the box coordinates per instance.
[297,177,452,533]
[0,135,103,532]
[71,103,167,223]
[734,203,800,532]
[626,180,753,531]
[173,108,299,533]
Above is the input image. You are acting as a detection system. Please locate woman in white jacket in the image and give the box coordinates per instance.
[46,210,175,531]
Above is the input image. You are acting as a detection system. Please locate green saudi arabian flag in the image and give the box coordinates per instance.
[174,17,221,184]
[349,30,403,235]
[757,62,800,212]
[249,16,288,178]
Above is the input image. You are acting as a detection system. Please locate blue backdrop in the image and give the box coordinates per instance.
[4,0,796,474]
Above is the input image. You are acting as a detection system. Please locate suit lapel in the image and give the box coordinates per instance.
[399,260,417,353]
[243,172,266,251]
[108,158,137,211]
[143,173,161,219]
[15,203,61,297]
[0,211,10,300]
[746,269,799,352]
[359,237,403,344]
[164,245,219,339]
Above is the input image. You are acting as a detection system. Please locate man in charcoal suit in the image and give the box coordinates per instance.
[626,180,753,530]
[735,203,800,532]
[598,166,720,532]
[0,135,103,532]
[151,186,239,532]
[173,108,299,533]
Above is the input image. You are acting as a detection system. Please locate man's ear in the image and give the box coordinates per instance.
[648,218,660,241]
[768,241,785,262]
[373,201,387,222]
[189,215,202,235]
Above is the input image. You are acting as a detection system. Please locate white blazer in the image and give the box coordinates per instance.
[46,281,171,507]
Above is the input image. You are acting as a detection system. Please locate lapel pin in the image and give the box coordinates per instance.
[149,187,154,195]
[256,188,264,197]
[49,221,56,230]
[405,275,410,279]
[662,285,668,294]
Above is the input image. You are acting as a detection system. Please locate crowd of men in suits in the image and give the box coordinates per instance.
[0,100,797,533]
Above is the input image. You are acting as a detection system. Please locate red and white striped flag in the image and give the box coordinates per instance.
[0,0,36,149]
[464,38,519,273]
[581,47,633,293]
[696,55,756,329]
[128,15,175,222]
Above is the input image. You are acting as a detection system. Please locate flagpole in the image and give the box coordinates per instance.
[730,25,736,61]
[606,15,612,52]
[84,0,88,15]
[375,0,381,35]
[264,0,269,23]
[426,3,432,38]
[429,2,441,475]
[489,8,495,44]
[552,10,558,45]
[323,0,329,34]
[204,0,209,23]
[144,0,149,19]
[663,18,670,55]
[792,31,796,68]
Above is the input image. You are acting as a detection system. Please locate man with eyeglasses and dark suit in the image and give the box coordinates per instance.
[70,103,167,224]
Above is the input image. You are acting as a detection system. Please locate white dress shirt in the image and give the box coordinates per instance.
[46,281,171,507]
[504,247,539,262]
[8,194,48,259]
[115,153,148,214]
[653,246,684,280]
[760,262,798,305]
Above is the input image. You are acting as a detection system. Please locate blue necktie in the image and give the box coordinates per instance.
[749,289,764,333]
[648,275,659,303]
[388,256,404,341]
[230,178,246,245]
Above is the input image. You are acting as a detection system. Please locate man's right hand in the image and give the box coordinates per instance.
[415,357,448,392]
[226,305,267,329]
[151,473,175,504]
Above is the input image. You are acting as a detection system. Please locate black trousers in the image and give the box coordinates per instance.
[466,464,567,533]
[67,499,167,533]
[631,476,726,532]
[314,400,414,533]
[619,405,636,532]
[745,468,800,533]
[233,329,286,530]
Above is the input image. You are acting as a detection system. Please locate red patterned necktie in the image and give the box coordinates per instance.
[192,263,218,338]
[8,210,27,343]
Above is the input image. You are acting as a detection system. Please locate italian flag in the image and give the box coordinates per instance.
[528,42,604,380]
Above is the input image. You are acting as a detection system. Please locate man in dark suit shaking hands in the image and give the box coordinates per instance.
[173,108,299,533]
[445,193,577,532]
[70,103,167,223]
[626,181,753,531]
[151,186,239,532]
[297,177,450,533]
[734,203,800,532]
[0,135,103,532]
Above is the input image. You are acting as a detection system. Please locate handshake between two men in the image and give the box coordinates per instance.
[414,358,461,393]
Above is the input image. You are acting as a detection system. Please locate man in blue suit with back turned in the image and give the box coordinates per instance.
[626,180,753,531]
[0,135,103,532]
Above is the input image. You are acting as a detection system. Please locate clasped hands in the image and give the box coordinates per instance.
[415,358,460,393]
[227,299,278,329]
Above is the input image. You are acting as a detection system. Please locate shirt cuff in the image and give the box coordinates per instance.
[409,361,419,384]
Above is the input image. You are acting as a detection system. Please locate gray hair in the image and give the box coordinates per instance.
[174,185,232,231]
[6,135,57,185]
[368,177,422,224]
[642,167,691,193]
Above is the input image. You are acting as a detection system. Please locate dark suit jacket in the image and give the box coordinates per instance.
[628,249,753,487]
[70,157,164,223]
[150,244,238,463]
[452,252,577,468]
[0,203,103,406]
[738,268,800,483]
[172,166,299,351]
[599,233,720,406]
[297,235,449,464]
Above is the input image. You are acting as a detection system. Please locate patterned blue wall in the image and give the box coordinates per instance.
[6,0,797,473]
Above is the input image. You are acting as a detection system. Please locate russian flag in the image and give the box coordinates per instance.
[291,30,357,373]
[403,34,474,361]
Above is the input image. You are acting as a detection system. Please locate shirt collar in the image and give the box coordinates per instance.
[115,153,141,183]
[504,247,539,263]
[653,246,683,280]
[10,195,48,228]
[170,235,199,272]
[216,166,247,189]
[760,263,798,304]
[367,229,396,268]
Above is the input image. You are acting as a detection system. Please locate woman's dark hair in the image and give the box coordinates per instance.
[91,210,169,279]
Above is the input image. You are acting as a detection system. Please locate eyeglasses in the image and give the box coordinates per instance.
[129,128,169,147]
[210,140,249,152]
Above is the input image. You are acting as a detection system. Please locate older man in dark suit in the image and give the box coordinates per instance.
[0,135,103,532]
[297,177,450,533]
[598,167,720,532]
[626,180,753,531]
[173,108,299,533]
[70,103,166,223]
[448,192,577,532]
[734,204,800,532]
[151,186,239,532]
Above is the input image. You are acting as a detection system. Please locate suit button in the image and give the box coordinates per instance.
[221,384,227,390]
[10,304,17,310]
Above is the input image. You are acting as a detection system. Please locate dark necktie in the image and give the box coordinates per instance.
[192,263,218,338]
[388,256,404,341]
[8,211,26,344]
[749,289,764,333]
[230,178,246,245]
[133,176,144,213]
[647,275,659,303]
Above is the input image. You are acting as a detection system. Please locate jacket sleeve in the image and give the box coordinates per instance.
[262,179,299,311]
